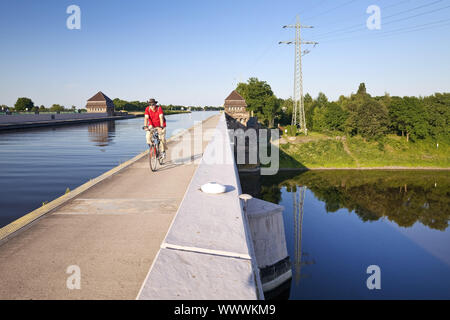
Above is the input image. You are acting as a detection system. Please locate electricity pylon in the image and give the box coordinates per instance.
[279,15,318,135]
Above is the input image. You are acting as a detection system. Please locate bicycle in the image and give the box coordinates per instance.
[143,126,165,171]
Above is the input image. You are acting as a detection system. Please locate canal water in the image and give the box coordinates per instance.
[0,111,218,228]
[240,170,450,299]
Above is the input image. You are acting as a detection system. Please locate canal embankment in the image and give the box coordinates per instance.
[0,113,134,131]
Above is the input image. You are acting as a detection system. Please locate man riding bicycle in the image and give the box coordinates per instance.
[144,98,167,159]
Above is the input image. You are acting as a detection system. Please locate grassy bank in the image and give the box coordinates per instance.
[277,133,450,169]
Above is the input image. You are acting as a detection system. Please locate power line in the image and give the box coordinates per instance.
[314,3,450,42]
[382,3,450,27]
[383,0,414,11]
[247,1,325,76]
[296,0,330,20]
[303,0,413,34]
[313,0,445,39]
[247,0,345,74]
[318,17,450,44]
[302,0,359,21]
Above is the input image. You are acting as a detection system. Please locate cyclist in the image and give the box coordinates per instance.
[144,98,167,159]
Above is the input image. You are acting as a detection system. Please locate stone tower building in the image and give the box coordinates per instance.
[86,91,115,116]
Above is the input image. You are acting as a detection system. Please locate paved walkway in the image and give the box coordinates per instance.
[0,115,219,299]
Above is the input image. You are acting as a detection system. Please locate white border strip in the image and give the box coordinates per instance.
[161,243,252,260]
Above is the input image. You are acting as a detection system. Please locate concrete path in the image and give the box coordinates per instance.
[0,115,219,299]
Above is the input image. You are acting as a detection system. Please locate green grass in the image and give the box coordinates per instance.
[280,139,356,168]
[347,135,450,167]
[278,134,450,168]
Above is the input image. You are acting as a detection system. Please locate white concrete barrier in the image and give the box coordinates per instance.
[137,113,263,300]
[0,113,109,124]
[246,198,292,293]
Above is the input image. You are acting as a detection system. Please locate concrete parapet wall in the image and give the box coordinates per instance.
[138,113,263,300]
[0,113,109,124]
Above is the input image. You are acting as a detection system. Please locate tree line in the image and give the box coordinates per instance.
[1,98,80,113]
[236,78,449,142]
[112,98,223,112]
[1,97,224,113]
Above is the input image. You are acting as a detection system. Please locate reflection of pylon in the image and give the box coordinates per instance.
[292,185,315,284]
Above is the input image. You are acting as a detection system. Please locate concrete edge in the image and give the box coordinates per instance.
[136,113,265,300]
[233,157,266,300]
[0,116,215,245]
[135,117,219,300]
[134,115,222,300]
[276,167,450,171]
[0,115,135,131]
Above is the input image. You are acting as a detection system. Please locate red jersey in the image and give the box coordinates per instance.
[145,106,166,128]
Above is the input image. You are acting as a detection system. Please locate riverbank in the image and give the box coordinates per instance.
[277,133,450,169]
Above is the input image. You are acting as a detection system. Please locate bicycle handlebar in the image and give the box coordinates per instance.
[142,126,164,130]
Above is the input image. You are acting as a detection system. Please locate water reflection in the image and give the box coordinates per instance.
[240,170,450,299]
[0,112,218,229]
[88,121,115,147]
[290,186,315,285]
[257,170,449,231]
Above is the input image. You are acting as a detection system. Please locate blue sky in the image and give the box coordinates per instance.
[0,0,449,108]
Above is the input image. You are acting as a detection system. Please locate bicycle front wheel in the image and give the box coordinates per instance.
[149,146,158,172]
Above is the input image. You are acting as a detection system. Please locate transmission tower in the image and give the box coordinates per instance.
[280,15,318,135]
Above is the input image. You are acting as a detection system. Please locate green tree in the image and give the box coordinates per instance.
[14,97,34,112]
[39,105,47,112]
[356,98,389,139]
[339,84,374,136]
[236,77,277,126]
[389,96,428,141]
[312,106,327,131]
[357,82,368,96]
[279,98,293,125]
[324,102,347,132]
[316,92,328,108]
[310,92,329,131]
[423,93,450,141]
[50,104,65,112]
[304,93,315,131]
[262,95,280,128]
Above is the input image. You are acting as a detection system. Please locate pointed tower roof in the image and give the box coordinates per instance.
[224,90,247,107]
[225,90,245,101]
[87,91,113,103]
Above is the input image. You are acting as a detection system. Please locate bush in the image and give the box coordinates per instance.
[285,125,297,136]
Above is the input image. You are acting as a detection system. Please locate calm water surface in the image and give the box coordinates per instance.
[0,111,218,227]
[241,170,450,299]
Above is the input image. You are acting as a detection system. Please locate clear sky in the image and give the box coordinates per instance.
[0,0,449,108]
